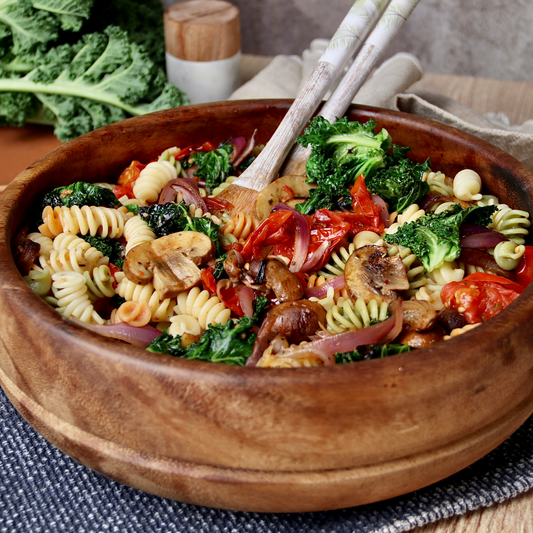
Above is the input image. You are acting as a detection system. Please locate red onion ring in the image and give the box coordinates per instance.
[304,275,346,298]
[228,136,246,164]
[273,203,310,273]
[301,239,331,273]
[460,232,507,249]
[233,129,257,168]
[371,194,390,228]
[237,284,255,318]
[65,317,161,348]
[287,299,401,357]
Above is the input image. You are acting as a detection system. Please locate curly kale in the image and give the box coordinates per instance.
[335,343,411,364]
[82,234,124,268]
[212,254,227,281]
[366,145,431,213]
[384,203,498,272]
[185,142,233,192]
[42,181,120,210]
[139,201,221,255]
[147,315,257,366]
[295,116,392,215]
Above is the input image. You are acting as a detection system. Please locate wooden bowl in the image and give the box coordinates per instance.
[1,101,533,513]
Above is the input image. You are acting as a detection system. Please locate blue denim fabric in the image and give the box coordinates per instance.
[1,386,533,533]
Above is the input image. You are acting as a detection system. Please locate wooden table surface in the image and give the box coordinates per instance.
[1,55,533,532]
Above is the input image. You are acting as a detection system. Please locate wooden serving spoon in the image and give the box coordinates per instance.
[218,0,421,219]
[216,0,390,217]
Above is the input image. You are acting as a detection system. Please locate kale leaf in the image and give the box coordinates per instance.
[147,315,257,366]
[366,145,431,213]
[295,116,391,215]
[384,203,498,272]
[335,343,411,364]
[139,201,222,255]
[42,181,120,210]
[83,234,125,268]
[187,143,233,192]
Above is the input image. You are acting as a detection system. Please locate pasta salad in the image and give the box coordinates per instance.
[14,117,532,368]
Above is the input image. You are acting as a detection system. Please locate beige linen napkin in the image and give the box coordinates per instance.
[229,46,533,171]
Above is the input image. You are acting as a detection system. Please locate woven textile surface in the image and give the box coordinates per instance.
[1,386,533,533]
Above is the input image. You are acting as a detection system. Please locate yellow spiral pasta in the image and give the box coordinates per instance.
[210,175,237,197]
[51,271,104,324]
[306,274,328,289]
[168,315,203,337]
[443,323,480,341]
[386,244,427,293]
[353,230,384,249]
[386,204,425,235]
[309,285,352,312]
[424,171,454,197]
[414,261,464,311]
[124,215,156,253]
[489,204,531,244]
[326,298,388,334]
[53,233,108,268]
[84,265,116,300]
[221,212,259,242]
[24,265,52,296]
[39,205,131,239]
[452,169,483,202]
[133,160,177,203]
[318,243,355,278]
[115,276,176,322]
[493,240,525,270]
[174,287,231,329]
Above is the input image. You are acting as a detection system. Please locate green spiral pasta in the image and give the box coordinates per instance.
[326,298,388,334]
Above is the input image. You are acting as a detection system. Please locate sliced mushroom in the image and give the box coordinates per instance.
[344,245,409,305]
[247,257,304,303]
[402,300,437,332]
[123,231,215,299]
[246,300,327,366]
[224,249,245,282]
[255,175,316,221]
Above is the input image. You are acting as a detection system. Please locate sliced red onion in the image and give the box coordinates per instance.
[159,178,207,212]
[458,249,515,280]
[66,317,161,348]
[287,300,400,357]
[228,136,246,164]
[301,239,331,273]
[233,129,257,168]
[460,232,507,249]
[186,166,198,179]
[371,194,390,228]
[237,284,255,318]
[380,299,403,345]
[460,224,498,238]
[272,203,310,273]
[304,275,346,298]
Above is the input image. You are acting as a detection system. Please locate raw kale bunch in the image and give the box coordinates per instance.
[147,315,257,366]
[0,1,188,140]
[295,116,392,215]
[139,201,221,254]
[366,145,430,213]
[185,142,233,192]
[42,181,120,210]
[384,203,498,272]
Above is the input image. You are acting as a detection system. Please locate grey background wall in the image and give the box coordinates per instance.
[162,0,533,82]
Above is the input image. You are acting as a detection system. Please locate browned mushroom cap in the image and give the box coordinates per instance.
[224,249,245,282]
[396,325,446,348]
[246,300,327,367]
[402,300,437,332]
[247,257,304,303]
[344,245,409,305]
[123,231,215,299]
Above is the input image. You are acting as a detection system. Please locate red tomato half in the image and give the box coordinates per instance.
[350,174,384,235]
[440,272,524,324]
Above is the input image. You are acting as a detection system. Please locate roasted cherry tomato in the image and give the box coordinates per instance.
[175,141,215,161]
[440,272,524,324]
[516,246,533,287]
[201,269,218,294]
[114,160,146,199]
[108,263,122,290]
[350,174,384,234]
[216,281,244,317]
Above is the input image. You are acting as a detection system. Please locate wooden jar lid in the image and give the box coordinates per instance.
[164,0,240,62]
